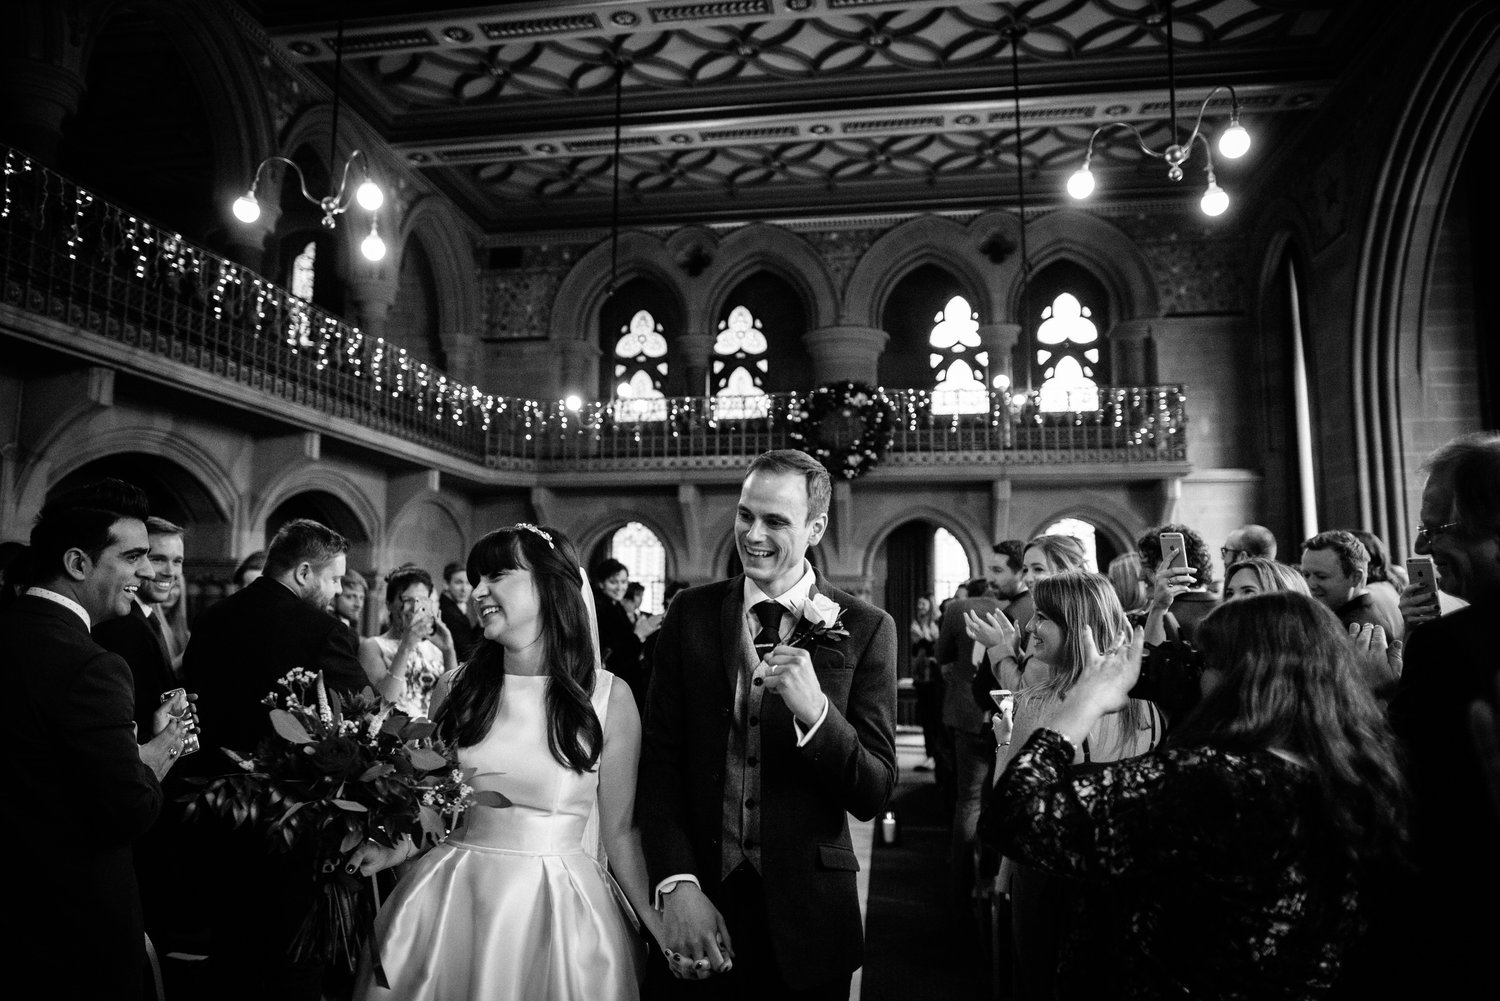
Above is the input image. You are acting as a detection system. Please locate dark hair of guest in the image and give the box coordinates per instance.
[435,525,601,773]
[29,478,151,584]
[1169,592,1407,867]
[383,564,433,605]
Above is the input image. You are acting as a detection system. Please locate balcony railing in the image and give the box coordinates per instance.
[485,387,1186,471]
[1,146,1186,474]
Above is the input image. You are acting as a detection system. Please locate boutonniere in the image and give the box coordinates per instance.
[789,593,849,648]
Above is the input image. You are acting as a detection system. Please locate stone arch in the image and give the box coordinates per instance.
[1351,2,1499,553]
[575,510,681,581]
[250,463,382,557]
[550,231,689,343]
[384,490,468,575]
[1023,500,1146,572]
[398,195,482,372]
[83,0,277,226]
[859,505,990,583]
[845,215,999,327]
[15,421,239,538]
[1017,210,1159,323]
[700,224,839,330]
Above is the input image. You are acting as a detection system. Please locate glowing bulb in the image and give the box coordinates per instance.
[564,394,582,411]
[1066,165,1095,200]
[232,192,260,223]
[1201,180,1229,217]
[356,178,383,211]
[992,373,1011,391]
[361,224,386,261]
[1218,122,1250,160]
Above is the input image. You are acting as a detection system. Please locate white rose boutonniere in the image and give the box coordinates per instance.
[791,593,850,648]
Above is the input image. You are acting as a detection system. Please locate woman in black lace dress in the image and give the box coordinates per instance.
[982,592,1407,1000]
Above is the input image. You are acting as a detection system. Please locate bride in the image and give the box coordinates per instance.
[348,524,662,999]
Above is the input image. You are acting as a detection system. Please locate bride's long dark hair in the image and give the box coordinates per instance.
[433,525,602,773]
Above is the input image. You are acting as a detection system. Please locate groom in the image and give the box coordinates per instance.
[640,449,898,999]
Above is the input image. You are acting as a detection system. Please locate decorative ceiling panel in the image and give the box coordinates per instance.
[253,0,1363,232]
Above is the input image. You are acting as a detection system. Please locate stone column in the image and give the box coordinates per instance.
[977,322,1022,390]
[0,59,86,165]
[803,325,889,386]
[346,272,399,341]
[673,333,715,398]
[1108,318,1155,385]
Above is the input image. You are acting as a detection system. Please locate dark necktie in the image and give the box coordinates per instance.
[752,600,783,660]
[144,608,174,671]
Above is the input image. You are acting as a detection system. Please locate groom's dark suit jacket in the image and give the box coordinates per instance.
[640,573,897,988]
[11,594,162,1000]
[94,600,176,732]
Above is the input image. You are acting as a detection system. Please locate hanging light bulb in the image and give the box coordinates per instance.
[1218,118,1250,159]
[361,219,386,261]
[1066,164,1095,200]
[232,190,261,223]
[356,177,383,211]
[1200,178,1229,217]
[564,394,583,412]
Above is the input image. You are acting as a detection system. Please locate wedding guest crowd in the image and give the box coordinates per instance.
[9,431,1497,1001]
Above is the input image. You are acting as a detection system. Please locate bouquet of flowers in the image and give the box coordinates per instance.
[185,668,507,968]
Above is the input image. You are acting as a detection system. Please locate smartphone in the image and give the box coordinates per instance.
[160,687,200,756]
[989,689,1014,717]
[1406,556,1437,599]
[1161,532,1189,570]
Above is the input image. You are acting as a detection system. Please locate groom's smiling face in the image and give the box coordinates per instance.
[736,469,828,598]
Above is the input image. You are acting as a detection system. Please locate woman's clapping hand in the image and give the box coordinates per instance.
[965,608,1017,650]
[1073,626,1145,716]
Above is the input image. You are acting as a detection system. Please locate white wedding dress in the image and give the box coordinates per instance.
[359,670,642,1000]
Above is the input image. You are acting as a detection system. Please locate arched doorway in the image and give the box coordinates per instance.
[266,490,372,584]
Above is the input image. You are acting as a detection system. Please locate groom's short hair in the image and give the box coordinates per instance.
[747,450,831,523]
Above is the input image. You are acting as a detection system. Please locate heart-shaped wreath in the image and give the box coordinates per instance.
[785,380,895,480]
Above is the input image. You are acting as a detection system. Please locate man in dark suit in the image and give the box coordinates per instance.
[13,479,185,1001]
[95,515,192,956]
[436,560,478,660]
[183,517,366,1001]
[640,449,897,998]
[1388,432,1500,994]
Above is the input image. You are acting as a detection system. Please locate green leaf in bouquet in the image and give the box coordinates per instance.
[339,827,364,854]
[408,747,449,772]
[400,720,437,741]
[358,762,395,782]
[270,708,314,744]
[419,805,448,842]
[329,689,345,726]
[471,790,512,809]
[331,798,368,812]
[380,714,409,737]
[222,747,248,764]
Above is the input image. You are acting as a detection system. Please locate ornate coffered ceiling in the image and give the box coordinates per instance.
[247,0,1363,233]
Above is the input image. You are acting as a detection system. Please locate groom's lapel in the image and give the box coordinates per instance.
[720,577,746,698]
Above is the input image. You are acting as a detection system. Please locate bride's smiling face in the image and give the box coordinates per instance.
[473,567,541,650]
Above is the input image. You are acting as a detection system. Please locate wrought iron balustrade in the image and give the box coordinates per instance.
[2,146,1186,475]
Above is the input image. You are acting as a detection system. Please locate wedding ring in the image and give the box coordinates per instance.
[169,746,178,757]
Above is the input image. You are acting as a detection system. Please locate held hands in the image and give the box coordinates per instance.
[634,612,663,642]
[755,644,827,726]
[659,882,734,979]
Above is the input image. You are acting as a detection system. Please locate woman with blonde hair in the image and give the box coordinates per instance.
[1020,533,1091,587]
[1223,556,1311,601]
[995,571,1162,1001]
[1107,552,1148,613]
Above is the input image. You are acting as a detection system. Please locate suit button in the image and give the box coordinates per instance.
[710,771,721,782]
[746,756,758,766]
[749,715,759,726]
[745,838,757,850]
[744,798,756,810]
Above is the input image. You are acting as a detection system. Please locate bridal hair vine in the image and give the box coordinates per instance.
[515,523,555,549]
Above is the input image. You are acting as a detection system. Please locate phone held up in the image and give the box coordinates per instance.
[159,687,201,755]
[1161,532,1189,571]
[1406,556,1437,600]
